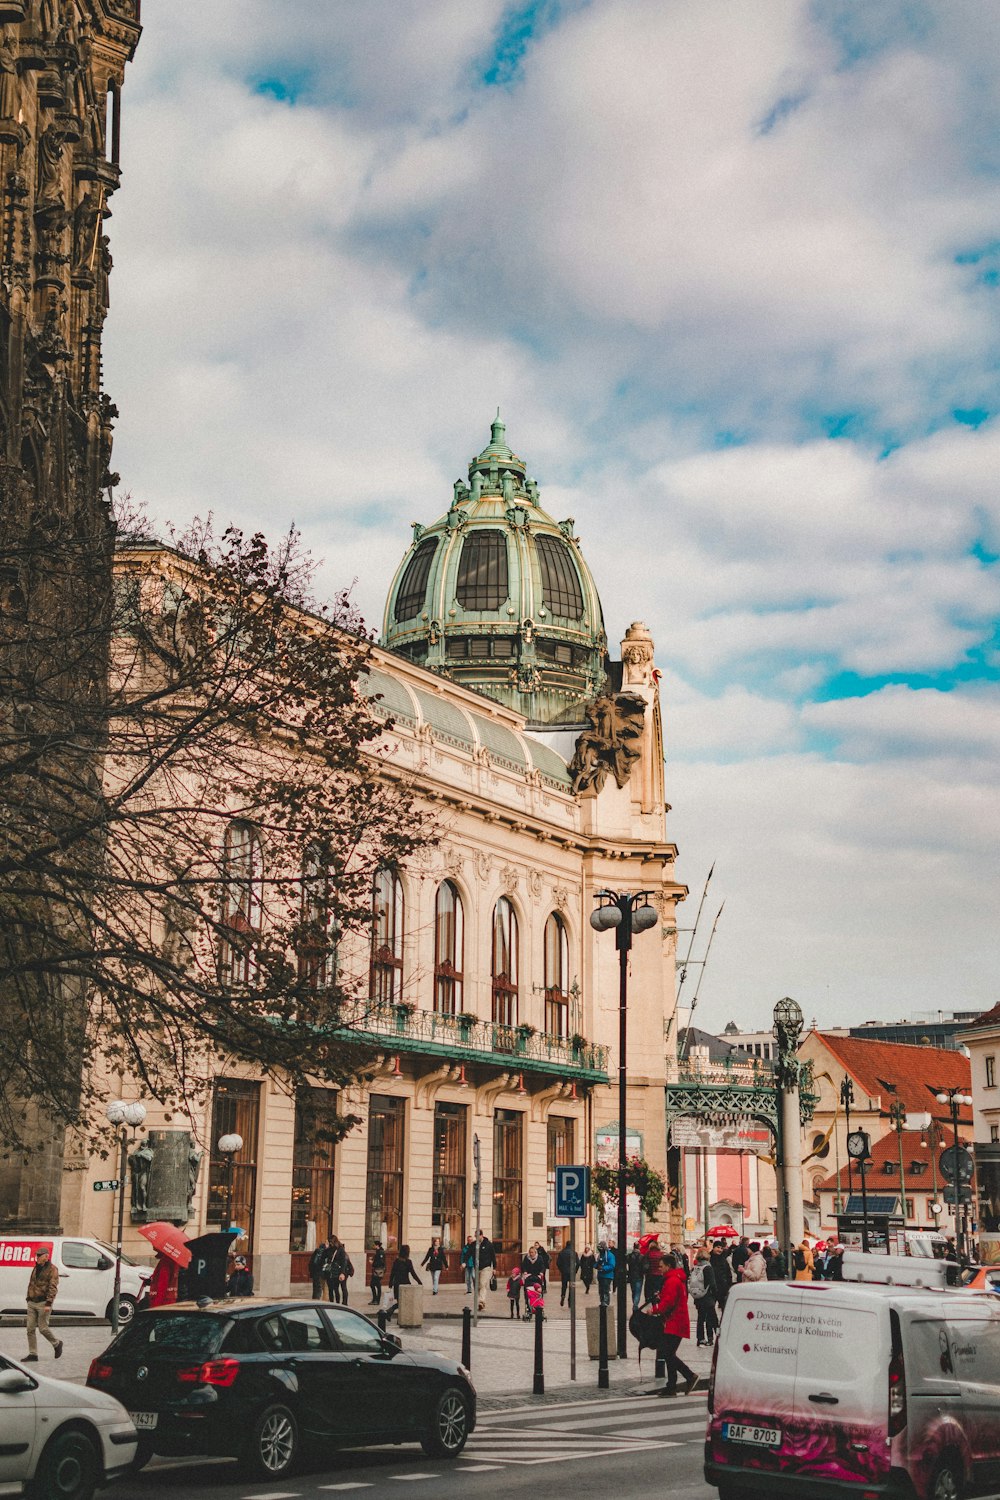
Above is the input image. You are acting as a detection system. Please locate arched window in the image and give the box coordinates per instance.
[434,880,464,1015]
[394,538,437,622]
[456,530,508,611]
[537,535,584,619]
[491,896,518,1027]
[370,866,404,1005]
[219,821,263,985]
[298,845,338,992]
[543,912,569,1038]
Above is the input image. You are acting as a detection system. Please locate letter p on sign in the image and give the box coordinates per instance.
[555,1165,590,1218]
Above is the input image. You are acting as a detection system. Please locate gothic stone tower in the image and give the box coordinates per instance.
[0,0,140,1230]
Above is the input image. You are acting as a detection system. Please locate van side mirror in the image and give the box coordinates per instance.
[97,1255,114,1271]
[0,1369,37,1394]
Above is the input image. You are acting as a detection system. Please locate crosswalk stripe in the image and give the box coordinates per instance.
[460,1441,680,1466]
[478,1392,706,1423]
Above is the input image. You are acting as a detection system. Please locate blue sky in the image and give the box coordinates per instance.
[104,0,1000,1029]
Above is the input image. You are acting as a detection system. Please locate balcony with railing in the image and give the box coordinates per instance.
[331,1000,609,1083]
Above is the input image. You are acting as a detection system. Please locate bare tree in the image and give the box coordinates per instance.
[0,507,432,1149]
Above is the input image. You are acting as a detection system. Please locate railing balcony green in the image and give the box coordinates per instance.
[333,1000,609,1083]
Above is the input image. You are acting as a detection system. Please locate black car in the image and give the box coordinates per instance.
[87,1299,476,1480]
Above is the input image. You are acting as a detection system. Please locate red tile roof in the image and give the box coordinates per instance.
[961,1001,1000,1032]
[816,1128,969,1194]
[813,1033,972,1125]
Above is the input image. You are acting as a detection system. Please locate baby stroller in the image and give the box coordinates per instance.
[523,1275,545,1320]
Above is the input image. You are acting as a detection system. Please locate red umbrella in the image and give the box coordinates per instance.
[138,1221,192,1268]
[708,1224,738,1239]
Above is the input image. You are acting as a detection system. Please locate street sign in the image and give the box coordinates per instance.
[944,1184,973,1206]
[555,1164,590,1218]
[92,1179,120,1192]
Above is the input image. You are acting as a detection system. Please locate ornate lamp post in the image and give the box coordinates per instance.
[919,1113,943,1227]
[772,998,805,1267]
[217,1133,244,1233]
[888,1096,912,1228]
[105,1098,146,1335]
[935,1089,973,1260]
[839,1075,855,1210]
[591,889,658,1358]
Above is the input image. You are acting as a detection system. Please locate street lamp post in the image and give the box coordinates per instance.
[105,1098,147,1336]
[935,1089,973,1260]
[919,1114,943,1228]
[591,889,658,1360]
[889,1098,908,1228]
[217,1133,244,1232]
[840,1076,855,1210]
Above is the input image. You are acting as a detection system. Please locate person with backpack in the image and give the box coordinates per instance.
[596,1240,616,1306]
[369,1241,386,1305]
[793,1239,815,1281]
[309,1236,331,1300]
[689,1249,718,1347]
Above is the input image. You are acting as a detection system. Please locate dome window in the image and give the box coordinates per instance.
[537,535,584,619]
[394,538,437,622]
[456,530,508,611]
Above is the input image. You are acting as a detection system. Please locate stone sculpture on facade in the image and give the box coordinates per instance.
[187,1147,203,1220]
[128,1141,153,1214]
[570,692,646,795]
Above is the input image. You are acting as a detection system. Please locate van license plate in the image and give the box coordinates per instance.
[722,1421,780,1447]
[129,1412,157,1431]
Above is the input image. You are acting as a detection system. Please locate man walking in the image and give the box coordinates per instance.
[25,1245,62,1362]
[309,1236,331,1300]
[556,1240,577,1307]
[596,1240,616,1306]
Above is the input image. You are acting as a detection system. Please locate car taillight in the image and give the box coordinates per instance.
[176,1358,240,1388]
[88,1359,113,1383]
[707,1338,720,1414]
[888,1309,906,1436]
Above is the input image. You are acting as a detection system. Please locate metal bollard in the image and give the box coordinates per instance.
[533,1305,544,1395]
[598,1303,610,1390]
[462,1305,472,1369]
[377,1309,387,1333]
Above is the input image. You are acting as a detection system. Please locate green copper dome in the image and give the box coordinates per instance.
[381,417,608,724]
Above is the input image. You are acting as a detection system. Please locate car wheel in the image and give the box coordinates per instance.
[29,1428,100,1500]
[238,1404,299,1480]
[104,1293,137,1326]
[930,1457,964,1500]
[420,1386,469,1458]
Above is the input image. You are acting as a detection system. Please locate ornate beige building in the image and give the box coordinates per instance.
[65,423,686,1293]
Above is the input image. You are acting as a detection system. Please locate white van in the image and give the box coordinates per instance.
[706,1272,1000,1500]
[0,1236,150,1324]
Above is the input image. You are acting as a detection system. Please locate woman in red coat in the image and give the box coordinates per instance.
[652,1252,698,1398]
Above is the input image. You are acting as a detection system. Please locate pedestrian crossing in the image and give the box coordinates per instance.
[461,1388,708,1467]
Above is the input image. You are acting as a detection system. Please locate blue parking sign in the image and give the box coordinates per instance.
[555,1164,590,1218]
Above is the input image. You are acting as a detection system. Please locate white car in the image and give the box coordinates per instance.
[0,1353,136,1499]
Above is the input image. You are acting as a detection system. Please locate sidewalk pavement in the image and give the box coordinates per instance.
[0,1286,715,1408]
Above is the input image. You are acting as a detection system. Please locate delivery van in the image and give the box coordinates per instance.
[705,1271,1000,1500]
[0,1236,150,1323]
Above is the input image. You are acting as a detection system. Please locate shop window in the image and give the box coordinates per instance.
[433,1101,467,1251]
[434,881,464,1015]
[365,1095,405,1252]
[289,1087,338,1253]
[493,1108,523,1257]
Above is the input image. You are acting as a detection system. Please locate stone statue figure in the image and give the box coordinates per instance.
[569,692,646,795]
[0,29,18,122]
[72,183,101,272]
[128,1141,154,1214]
[36,123,67,205]
[186,1147,203,1219]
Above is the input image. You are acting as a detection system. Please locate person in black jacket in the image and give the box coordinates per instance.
[387,1244,422,1316]
[626,1243,645,1309]
[324,1237,348,1304]
[420,1237,448,1294]
[710,1241,734,1311]
[579,1244,596,1294]
[309,1237,331,1300]
[369,1242,386,1305]
[556,1241,578,1306]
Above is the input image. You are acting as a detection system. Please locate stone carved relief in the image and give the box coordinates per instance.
[551,885,569,911]
[474,850,491,884]
[499,862,519,894]
[569,692,646,795]
[621,620,656,687]
[527,870,543,901]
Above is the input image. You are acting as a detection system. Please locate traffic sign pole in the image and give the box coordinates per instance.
[554,1165,589,1383]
